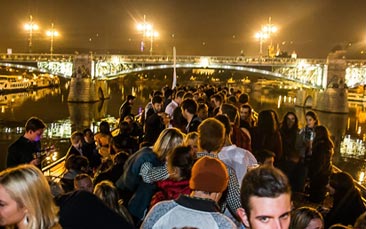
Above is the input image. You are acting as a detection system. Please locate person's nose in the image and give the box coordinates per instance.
[272,219,284,229]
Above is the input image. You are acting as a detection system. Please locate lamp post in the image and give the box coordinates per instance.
[24,15,39,53]
[255,31,268,57]
[46,23,59,56]
[254,17,278,57]
[262,17,277,57]
[136,15,158,55]
[146,30,159,55]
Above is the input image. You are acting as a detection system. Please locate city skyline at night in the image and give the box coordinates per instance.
[1,0,366,58]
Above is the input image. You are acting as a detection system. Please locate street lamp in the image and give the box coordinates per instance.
[263,17,277,57]
[136,15,158,55]
[254,17,278,57]
[146,30,159,55]
[24,15,39,53]
[46,23,59,56]
[255,31,268,56]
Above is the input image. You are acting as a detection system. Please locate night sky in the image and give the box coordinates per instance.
[1,0,366,58]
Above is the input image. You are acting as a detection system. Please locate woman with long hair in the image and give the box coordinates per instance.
[290,207,324,229]
[297,110,319,164]
[278,111,305,192]
[279,111,299,160]
[295,110,319,192]
[251,109,283,164]
[0,164,60,229]
[308,125,334,203]
[94,180,134,226]
[116,127,185,225]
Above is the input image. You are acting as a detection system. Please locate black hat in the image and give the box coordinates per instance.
[127,95,136,100]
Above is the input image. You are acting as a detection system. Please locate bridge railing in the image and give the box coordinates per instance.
[92,54,327,66]
[4,53,366,88]
[0,53,331,67]
[0,53,73,62]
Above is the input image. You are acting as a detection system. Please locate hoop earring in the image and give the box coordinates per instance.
[24,215,29,225]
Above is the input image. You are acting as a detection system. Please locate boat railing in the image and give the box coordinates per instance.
[333,166,366,204]
[42,156,66,179]
[348,92,366,100]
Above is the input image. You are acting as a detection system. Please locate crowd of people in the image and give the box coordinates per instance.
[2,84,366,229]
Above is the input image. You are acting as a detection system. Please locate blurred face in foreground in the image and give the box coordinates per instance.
[0,185,26,227]
[238,193,292,229]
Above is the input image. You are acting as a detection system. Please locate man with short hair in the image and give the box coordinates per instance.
[74,173,93,193]
[197,102,209,121]
[240,104,256,129]
[144,90,163,121]
[210,93,223,116]
[181,98,201,133]
[237,166,292,229]
[65,131,84,159]
[119,95,136,123]
[196,118,242,225]
[7,116,46,168]
[144,95,169,145]
[165,90,185,118]
[141,156,236,228]
[220,103,252,152]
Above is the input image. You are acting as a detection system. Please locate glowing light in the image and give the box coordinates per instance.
[359,172,365,183]
[146,30,159,38]
[255,32,269,40]
[199,57,210,68]
[46,30,59,37]
[24,23,39,31]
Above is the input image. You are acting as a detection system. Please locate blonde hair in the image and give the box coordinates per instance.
[152,128,185,161]
[70,131,83,145]
[184,132,198,145]
[0,164,59,229]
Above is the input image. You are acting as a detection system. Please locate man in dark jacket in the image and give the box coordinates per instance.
[119,95,135,123]
[7,117,46,168]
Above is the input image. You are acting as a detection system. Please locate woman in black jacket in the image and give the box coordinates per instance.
[324,172,366,228]
[308,125,334,203]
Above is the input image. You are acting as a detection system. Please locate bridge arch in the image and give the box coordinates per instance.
[102,63,316,88]
[105,64,283,79]
[98,87,104,100]
[304,95,313,107]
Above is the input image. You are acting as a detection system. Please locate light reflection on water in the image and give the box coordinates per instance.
[0,78,365,184]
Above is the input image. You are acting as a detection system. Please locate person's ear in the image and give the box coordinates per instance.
[237,207,250,228]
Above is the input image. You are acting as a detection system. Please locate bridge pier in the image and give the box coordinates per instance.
[296,50,349,113]
[67,54,109,102]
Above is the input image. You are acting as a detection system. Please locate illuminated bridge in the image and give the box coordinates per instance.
[1,53,366,89]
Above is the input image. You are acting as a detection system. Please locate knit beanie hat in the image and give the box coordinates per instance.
[189,156,229,193]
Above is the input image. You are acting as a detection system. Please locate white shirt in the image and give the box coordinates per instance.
[218,145,257,187]
[165,100,179,118]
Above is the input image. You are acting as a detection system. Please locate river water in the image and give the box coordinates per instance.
[0,73,365,185]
